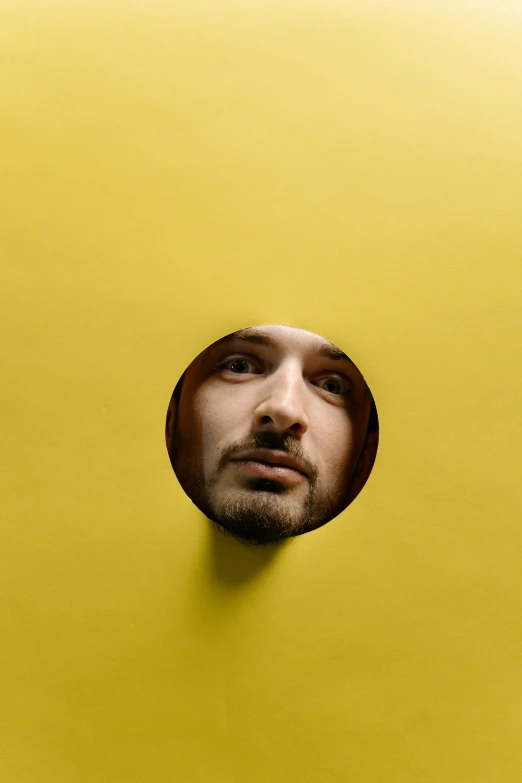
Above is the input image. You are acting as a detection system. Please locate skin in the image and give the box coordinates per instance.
[166,325,378,544]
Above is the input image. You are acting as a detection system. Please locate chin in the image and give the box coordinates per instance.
[206,490,316,544]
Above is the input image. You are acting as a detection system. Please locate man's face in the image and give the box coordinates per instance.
[167,325,377,543]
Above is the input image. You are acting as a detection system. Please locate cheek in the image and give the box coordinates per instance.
[193,388,248,470]
[314,410,357,484]
[196,392,236,438]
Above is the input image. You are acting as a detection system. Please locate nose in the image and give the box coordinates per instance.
[252,362,309,437]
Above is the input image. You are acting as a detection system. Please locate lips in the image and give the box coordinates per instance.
[229,449,309,485]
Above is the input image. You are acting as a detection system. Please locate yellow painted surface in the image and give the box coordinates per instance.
[2,2,521,781]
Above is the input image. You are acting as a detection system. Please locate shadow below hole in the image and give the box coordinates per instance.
[205,516,291,587]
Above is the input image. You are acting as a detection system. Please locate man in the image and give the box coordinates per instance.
[166,324,378,544]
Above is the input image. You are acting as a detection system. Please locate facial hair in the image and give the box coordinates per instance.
[171,426,356,545]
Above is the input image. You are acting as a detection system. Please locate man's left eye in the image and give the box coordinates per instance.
[316,376,351,395]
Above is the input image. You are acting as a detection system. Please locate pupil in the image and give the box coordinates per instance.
[231,359,248,373]
[326,379,340,393]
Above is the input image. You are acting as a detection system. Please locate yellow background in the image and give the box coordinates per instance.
[2,2,521,781]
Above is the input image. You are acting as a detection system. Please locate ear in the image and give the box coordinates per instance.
[347,429,379,504]
[165,394,177,456]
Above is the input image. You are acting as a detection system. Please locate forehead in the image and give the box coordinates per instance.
[206,324,352,362]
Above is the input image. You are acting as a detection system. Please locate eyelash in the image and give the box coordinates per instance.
[214,356,353,397]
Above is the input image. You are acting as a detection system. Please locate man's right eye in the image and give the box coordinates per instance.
[217,357,259,374]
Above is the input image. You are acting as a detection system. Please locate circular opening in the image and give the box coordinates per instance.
[166,324,378,544]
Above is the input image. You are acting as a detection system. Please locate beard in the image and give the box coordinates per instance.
[206,477,336,544]
[170,427,355,545]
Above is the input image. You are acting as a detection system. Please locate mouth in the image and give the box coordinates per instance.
[229,450,308,485]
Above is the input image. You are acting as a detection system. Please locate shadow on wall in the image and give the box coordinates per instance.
[205,516,290,587]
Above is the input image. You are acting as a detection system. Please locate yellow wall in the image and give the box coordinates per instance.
[2,2,521,780]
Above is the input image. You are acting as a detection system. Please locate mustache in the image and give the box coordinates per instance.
[219,431,318,481]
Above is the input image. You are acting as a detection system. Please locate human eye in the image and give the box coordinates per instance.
[215,355,261,375]
[314,375,353,397]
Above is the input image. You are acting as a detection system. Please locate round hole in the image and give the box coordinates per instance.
[166,324,378,543]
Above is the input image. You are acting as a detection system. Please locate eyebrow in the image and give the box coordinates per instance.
[211,328,354,365]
